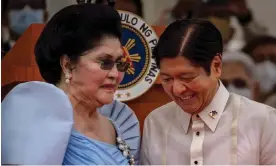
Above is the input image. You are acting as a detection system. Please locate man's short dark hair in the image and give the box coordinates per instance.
[153,19,223,75]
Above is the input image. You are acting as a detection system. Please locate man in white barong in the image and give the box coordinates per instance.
[140,19,276,165]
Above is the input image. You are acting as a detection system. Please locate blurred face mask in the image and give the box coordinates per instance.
[255,61,276,93]
[8,6,44,35]
[227,84,252,99]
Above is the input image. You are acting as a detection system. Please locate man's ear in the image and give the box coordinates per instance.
[212,54,222,78]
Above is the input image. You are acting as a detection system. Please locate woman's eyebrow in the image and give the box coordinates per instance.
[94,54,114,59]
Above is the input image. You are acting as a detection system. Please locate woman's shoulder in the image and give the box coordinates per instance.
[98,100,140,161]
[99,100,137,122]
[2,81,74,165]
[3,81,68,101]
[2,81,73,121]
[98,100,139,134]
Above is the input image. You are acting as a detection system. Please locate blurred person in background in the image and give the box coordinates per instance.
[115,0,143,17]
[243,35,276,105]
[2,0,9,58]
[157,0,267,51]
[1,0,48,54]
[96,0,143,17]
[221,51,259,101]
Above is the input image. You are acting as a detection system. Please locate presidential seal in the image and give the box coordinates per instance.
[115,10,159,102]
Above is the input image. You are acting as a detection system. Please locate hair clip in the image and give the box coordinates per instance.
[187,11,193,19]
[77,0,116,7]
[95,0,116,7]
[76,0,94,4]
[107,0,116,7]
[76,0,85,4]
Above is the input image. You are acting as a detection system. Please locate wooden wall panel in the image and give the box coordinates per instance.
[126,84,172,131]
[2,24,44,85]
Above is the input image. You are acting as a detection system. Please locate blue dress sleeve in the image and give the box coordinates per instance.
[2,81,74,165]
[98,100,141,163]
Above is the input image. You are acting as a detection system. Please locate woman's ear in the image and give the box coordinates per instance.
[60,55,74,84]
[60,55,72,75]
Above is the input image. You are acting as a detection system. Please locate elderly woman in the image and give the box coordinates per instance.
[2,3,140,165]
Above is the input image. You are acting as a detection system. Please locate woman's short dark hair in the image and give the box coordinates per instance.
[153,19,223,75]
[34,3,122,84]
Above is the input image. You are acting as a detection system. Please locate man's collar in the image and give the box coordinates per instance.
[177,81,230,133]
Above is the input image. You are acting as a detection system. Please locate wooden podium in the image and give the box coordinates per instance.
[1,24,172,131]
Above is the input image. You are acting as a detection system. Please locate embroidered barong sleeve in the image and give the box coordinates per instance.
[260,107,276,164]
[140,117,151,165]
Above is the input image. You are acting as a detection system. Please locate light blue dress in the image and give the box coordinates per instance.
[2,81,140,165]
[63,128,129,165]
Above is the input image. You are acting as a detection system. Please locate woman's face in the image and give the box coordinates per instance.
[67,37,125,108]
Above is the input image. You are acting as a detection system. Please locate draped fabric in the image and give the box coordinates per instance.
[63,129,129,165]
[63,99,141,165]
[2,81,74,164]
[2,81,140,165]
[98,100,141,162]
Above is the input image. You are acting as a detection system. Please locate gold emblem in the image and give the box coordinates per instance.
[122,39,141,75]
[116,93,122,98]
[209,110,218,119]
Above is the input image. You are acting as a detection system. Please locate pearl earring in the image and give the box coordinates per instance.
[65,78,70,84]
[65,73,70,84]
